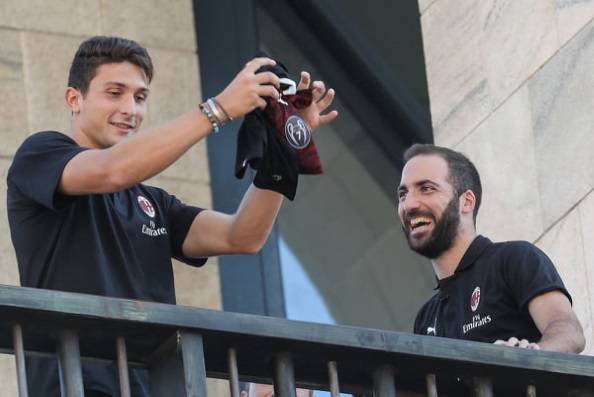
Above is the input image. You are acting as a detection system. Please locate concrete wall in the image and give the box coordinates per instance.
[0,0,223,393]
[419,0,594,354]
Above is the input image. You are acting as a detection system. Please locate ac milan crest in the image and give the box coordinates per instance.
[470,286,481,312]
[284,115,311,149]
[137,195,155,218]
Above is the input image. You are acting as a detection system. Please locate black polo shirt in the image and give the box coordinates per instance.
[7,131,208,396]
[414,235,570,343]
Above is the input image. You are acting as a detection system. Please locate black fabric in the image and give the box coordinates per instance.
[414,235,570,342]
[235,59,322,200]
[237,110,300,199]
[7,131,207,396]
[412,235,570,397]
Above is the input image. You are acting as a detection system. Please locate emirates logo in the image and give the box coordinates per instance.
[470,286,481,312]
[137,195,155,218]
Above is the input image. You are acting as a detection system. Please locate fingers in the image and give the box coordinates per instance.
[494,337,538,349]
[244,57,276,73]
[297,71,310,90]
[318,110,339,126]
[254,71,280,89]
[256,85,279,101]
[316,88,335,112]
[311,80,326,102]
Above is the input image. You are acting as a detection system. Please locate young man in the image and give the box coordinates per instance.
[397,144,584,353]
[7,36,337,396]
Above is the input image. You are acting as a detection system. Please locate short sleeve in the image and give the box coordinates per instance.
[501,242,571,310]
[7,131,87,210]
[163,191,207,267]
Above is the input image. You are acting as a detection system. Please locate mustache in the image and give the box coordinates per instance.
[403,210,435,224]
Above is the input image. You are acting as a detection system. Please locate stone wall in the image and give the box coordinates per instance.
[419,0,594,353]
[0,0,222,393]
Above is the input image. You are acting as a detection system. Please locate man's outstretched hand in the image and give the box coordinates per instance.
[295,71,338,130]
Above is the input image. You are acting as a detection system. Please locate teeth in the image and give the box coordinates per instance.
[410,217,431,227]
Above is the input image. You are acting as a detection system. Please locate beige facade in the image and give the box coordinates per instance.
[419,0,594,354]
[0,0,223,394]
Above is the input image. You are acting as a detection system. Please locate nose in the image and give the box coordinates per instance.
[119,93,137,116]
[399,191,421,215]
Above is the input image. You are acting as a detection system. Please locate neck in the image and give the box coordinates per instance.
[431,226,477,279]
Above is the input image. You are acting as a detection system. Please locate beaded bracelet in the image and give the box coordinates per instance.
[199,101,221,133]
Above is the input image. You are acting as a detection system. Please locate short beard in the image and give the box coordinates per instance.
[403,196,460,259]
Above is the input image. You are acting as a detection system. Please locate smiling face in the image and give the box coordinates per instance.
[397,154,462,259]
[66,61,149,149]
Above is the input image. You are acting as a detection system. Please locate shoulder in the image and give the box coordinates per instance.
[17,131,74,150]
[490,240,550,263]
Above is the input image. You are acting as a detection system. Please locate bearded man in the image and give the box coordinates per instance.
[397,144,584,353]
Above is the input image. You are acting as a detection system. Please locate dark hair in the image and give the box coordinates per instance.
[67,36,154,95]
[403,144,482,221]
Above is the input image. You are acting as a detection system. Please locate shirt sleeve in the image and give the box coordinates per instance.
[501,241,571,310]
[8,131,87,210]
[164,191,208,267]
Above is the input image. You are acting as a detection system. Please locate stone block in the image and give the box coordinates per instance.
[455,87,543,242]
[0,159,19,286]
[555,0,594,46]
[21,32,80,134]
[0,355,17,397]
[536,208,593,354]
[0,0,101,37]
[100,0,196,51]
[528,21,594,228]
[173,258,221,309]
[142,47,207,183]
[0,29,29,157]
[578,190,594,354]
[418,0,439,14]
[422,0,558,147]
[144,47,202,126]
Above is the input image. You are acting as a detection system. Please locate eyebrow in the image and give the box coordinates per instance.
[104,81,150,94]
[397,179,439,192]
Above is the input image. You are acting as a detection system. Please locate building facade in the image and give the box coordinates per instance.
[0,0,592,394]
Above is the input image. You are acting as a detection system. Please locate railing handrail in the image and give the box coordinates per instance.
[0,284,593,395]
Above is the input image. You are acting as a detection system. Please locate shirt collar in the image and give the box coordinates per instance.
[434,235,492,289]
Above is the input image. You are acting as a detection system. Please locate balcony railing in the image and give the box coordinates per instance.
[0,284,592,397]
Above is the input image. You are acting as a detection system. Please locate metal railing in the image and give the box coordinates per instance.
[0,285,593,396]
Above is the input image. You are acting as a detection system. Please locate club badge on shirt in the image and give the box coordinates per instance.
[470,286,481,312]
[137,195,156,218]
[284,115,311,149]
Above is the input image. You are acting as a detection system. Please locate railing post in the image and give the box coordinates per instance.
[425,374,437,397]
[228,348,240,397]
[57,329,84,397]
[274,351,296,397]
[526,384,536,397]
[328,361,340,397]
[116,336,131,397]
[12,324,28,397]
[372,365,396,397]
[472,377,493,397]
[149,331,207,397]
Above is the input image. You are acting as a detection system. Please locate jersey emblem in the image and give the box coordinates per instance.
[470,286,481,312]
[426,326,436,335]
[284,115,311,149]
[137,195,156,218]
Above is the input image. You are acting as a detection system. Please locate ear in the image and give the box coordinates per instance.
[65,87,82,113]
[459,189,476,216]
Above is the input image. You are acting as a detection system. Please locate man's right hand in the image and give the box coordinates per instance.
[494,337,540,349]
[215,57,281,120]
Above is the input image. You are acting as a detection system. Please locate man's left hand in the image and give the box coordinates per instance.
[296,71,338,130]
